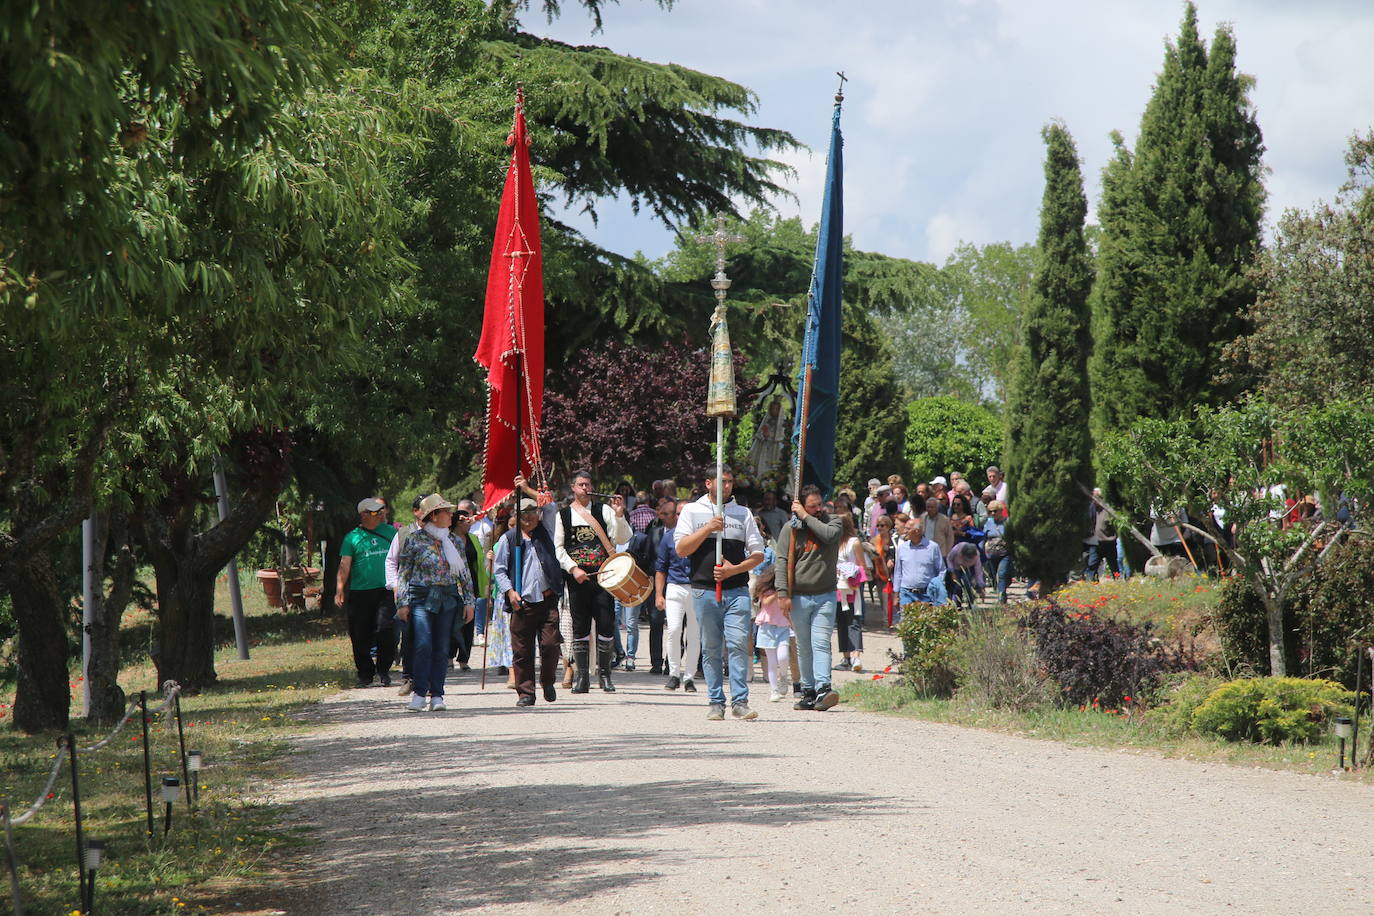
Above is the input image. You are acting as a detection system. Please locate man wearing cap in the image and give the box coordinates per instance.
[866,484,892,537]
[494,498,564,707]
[396,494,476,712]
[554,469,630,694]
[928,476,951,513]
[337,498,398,688]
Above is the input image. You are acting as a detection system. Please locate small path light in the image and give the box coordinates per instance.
[1335,716,1354,771]
[187,750,203,806]
[83,839,105,914]
[160,777,181,835]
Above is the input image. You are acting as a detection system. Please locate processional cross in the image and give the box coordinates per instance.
[696,214,746,597]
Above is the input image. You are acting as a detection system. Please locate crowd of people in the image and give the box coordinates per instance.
[334,465,1030,720]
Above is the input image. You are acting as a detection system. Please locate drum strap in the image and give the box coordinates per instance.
[572,502,617,559]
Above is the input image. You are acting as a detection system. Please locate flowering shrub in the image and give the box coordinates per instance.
[1189,677,1354,744]
[1021,599,1202,709]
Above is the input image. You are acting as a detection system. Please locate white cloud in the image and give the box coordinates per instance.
[533,0,1374,264]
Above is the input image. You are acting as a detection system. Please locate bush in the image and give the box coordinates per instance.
[1150,672,1224,737]
[952,614,1054,712]
[896,601,962,696]
[904,396,1002,486]
[1190,677,1355,744]
[1022,599,1201,709]
[1212,533,1374,686]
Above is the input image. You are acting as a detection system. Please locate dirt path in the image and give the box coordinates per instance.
[270,630,1374,914]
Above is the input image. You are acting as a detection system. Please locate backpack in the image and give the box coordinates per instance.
[628,523,663,578]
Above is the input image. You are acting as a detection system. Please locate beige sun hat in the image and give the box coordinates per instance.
[418,493,456,520]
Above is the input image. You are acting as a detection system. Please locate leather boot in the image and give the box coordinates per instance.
[597,641,616,693]
[571,642,591,694]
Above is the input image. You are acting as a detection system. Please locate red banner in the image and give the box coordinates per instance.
[474,90,545,513]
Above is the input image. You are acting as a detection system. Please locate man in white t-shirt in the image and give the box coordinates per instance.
[674,465,766,721]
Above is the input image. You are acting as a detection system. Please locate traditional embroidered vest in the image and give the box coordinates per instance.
[561,502,610,573]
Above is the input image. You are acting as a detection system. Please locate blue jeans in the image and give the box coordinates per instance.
[791,593,837,692]
[408,583,458,698]
[618,600,641,660]
[475,597,489,635]
[985,555,1012,602]
[896,585,937,625]
[692,586,751,706]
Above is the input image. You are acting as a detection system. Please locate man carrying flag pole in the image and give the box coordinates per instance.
[474,86,562,706]
[778,75,846,712]
[674,217,766,722]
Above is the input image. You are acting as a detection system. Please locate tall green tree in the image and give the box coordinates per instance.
[1005,123,1094,592]
[1228,133,1374,407]
[1090,2,1265,438]
[0,0,344,731]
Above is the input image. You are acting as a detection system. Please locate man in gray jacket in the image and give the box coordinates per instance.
[775,484,843,711]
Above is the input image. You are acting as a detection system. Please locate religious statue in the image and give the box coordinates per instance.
[747,397,790,481]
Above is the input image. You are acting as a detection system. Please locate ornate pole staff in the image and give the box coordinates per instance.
[698,215,745,601]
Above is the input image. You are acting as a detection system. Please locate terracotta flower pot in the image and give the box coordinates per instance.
[256,569,283,608]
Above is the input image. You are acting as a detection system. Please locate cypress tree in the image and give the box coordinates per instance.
[1005,122,1094,592]
[1090,1,1265,437]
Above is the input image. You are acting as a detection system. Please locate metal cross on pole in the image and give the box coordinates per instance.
[697,214,746,600]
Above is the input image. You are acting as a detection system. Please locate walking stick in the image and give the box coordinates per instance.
[1173,524,1200,572]
[481,540,494,690]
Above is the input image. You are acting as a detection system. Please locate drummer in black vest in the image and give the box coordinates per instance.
[553,469,631,694]
[494,497,565,707]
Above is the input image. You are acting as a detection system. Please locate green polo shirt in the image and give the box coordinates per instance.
[340,523,397,591]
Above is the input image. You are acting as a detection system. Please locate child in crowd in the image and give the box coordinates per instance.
[751,565,794,702]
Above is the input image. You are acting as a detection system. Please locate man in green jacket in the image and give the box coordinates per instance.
[775,485,843,711]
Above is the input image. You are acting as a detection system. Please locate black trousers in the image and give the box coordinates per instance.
[346,587,396,681]
[509,596,562,698]
[646,605,666,669]
[566,574,616,641]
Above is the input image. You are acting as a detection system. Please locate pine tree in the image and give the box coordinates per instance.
[1090,2,1265,437]
[1005,123,1094,592]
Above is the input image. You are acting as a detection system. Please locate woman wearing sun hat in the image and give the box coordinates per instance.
[396,493,476,712]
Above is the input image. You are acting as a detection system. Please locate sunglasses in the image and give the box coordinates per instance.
[454,512,474,520]
[363,509,384,515]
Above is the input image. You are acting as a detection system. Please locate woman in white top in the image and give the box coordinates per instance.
[834,512,867,673]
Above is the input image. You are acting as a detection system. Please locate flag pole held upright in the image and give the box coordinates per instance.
[475,86,548,598]
[789,75,846,590]
[700,217,745,602]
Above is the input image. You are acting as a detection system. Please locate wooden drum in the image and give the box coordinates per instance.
[597,552,652,607]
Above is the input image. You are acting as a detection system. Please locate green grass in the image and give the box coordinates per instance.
[1,573,354,914]
[842,679,1374,782]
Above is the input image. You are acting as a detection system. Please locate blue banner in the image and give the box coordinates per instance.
[792,99,844,497]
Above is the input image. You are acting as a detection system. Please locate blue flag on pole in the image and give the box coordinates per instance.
[792,95,844,497]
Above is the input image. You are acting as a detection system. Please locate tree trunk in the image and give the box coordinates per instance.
[142,460,285,691]
[4,551,71,732]
[149,554,221,692]
[1259,590,1287,677]
[85,512,136,724]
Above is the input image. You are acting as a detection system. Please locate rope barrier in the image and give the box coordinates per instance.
[5,681,181,825]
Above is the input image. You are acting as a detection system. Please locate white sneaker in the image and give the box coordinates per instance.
[852,660,864,673]
[405,694,427,713]
[430,697,447,712]
[769,688,786,703]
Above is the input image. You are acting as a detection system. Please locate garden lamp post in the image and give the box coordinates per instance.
[161,777,181,835]
[82,839,105,914]
[187,750,203,806]
[1335,716,1353,770]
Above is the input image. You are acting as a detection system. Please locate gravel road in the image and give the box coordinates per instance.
[270,631,1374,914]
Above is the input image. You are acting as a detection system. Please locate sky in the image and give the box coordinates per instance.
[532,0,1374,266]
